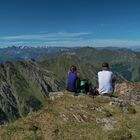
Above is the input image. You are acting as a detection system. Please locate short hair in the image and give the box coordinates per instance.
[70,65,77,72]
[102,62,109,70]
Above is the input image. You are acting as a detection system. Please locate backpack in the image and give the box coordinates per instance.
[79,79,89,94]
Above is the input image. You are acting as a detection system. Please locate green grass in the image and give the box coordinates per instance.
[1,92,140,140]
[9,63,46,117]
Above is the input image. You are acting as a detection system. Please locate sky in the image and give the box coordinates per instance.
[0,0,140,48]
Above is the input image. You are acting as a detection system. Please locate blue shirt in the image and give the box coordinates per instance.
[67,71,78,91]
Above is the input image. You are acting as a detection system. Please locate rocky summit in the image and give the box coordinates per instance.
[0,82,140,140]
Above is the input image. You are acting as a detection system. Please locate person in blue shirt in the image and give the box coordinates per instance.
[66,65,80,92]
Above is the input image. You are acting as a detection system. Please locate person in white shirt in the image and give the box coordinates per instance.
[98,63,116,96]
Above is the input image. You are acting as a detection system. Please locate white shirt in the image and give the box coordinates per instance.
[98,70,114,94]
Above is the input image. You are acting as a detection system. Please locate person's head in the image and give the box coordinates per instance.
[70,65,77,72]
[102,62,109,70]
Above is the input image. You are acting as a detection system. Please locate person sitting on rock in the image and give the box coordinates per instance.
[66,65,80,93]
[98,62,116,96]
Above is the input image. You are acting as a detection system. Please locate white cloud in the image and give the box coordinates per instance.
[43,39,140,47]
[0,32,140,48]
[0,32,92,40]
[93,39,140,48]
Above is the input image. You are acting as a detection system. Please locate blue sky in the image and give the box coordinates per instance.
[0,0,140,47]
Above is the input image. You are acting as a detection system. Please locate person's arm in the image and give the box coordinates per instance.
[76,72,80,78]
[112,73,116,84]
[96,72,100,88]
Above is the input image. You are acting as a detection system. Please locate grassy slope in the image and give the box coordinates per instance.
[74,47,140,82]
[38,54,125,89]
[0,92,140,140]
[11,73,46,116]
[38,54,100,88]
[8,62,46,117]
